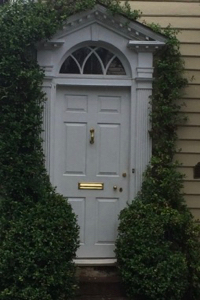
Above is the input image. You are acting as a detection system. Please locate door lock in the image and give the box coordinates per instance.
[113,185,117,191]
[119,187,123,192]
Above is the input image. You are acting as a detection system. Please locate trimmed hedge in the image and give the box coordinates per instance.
[115,26,200,300]
[0,1,79,299]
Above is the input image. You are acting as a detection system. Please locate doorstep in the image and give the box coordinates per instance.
[74,259,117,266]
[75,265,127,300]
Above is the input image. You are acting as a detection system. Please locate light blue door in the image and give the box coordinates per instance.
[54,85,130,258]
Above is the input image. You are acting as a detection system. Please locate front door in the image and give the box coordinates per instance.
[54,86,130,258]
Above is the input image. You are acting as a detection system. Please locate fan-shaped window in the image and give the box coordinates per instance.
[60,46,126,75]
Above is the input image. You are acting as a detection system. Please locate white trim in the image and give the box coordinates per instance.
[39,5,166,260]
[128,40,165,52]
[73,259,117,266]
[54,78,132,86]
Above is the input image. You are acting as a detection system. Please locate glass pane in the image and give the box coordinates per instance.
[107,57,126,75]
[72,47,91,67]
[83,53,103,74]
[96,47,114,68]
[60,56,80,74]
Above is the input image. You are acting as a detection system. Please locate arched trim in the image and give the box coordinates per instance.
[57,42,131,78]
[60,45,126,76]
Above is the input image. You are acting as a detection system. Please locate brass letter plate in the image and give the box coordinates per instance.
[78,182,104,190]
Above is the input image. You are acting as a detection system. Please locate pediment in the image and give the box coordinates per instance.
[40,4,166,51]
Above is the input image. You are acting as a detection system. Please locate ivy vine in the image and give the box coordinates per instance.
[0,0,199,300]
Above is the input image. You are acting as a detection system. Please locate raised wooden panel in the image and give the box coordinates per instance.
[68,198,85,244]
[128,2,200,15]
[64,123,87,175]
[97,124,120,176]
[174,153,200,166]
[98,96,121,114]
[65,94,88,112]
[177,126,200,140]
[95,198,119,243]
[176,140,200,153]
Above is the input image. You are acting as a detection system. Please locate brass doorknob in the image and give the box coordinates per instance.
[113,185,117,191]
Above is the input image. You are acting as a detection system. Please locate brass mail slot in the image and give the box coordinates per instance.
[78,182,104,190]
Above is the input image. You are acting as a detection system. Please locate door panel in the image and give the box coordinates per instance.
[97,124,120,176]
[54,86,130,258]
[68,198,86,244]
[95,198,119,243]
[64,123,87,175]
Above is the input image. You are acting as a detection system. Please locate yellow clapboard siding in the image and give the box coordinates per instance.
[140,16,200,29]
[180,112,200,126]
[178,99,200,113]
[184,57,200,70]
[177,167,197,180]
[176,140,200,153]
[184,70,200,84]
[185,195,200,208]
[128,1,200,15]
[129,1,200,201]
[182,181,200,194]
[177,29,200,43]
[177,126,200,140]
[183,85,200,99]
[177,30,200,44]
[180,44,200,56]
[174,153,200,167]
[189,208,200,220]
[129,0,200,3]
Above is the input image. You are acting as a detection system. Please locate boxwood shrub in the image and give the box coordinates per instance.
[0,193,79,300]
[0,1,79,299]
[116,199,200,300]
[115,26,200,300]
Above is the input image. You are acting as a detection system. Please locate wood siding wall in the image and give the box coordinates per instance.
[128,1,200,217]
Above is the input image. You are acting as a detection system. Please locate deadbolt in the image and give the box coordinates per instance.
[119,187,123,192]
[122,172,127,178]
[113,185,117,191]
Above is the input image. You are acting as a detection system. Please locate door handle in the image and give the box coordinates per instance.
[90,128,95,144]
[113,185,117,191]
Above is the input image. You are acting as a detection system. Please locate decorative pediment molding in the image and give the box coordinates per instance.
[38,4,166,50]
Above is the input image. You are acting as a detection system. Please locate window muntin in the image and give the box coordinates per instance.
[60,46,126,75]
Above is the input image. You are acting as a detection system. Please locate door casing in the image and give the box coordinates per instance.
[37,4,167,261]
[54,85,130,258]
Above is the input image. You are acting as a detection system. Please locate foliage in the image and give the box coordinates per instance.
[115,25,200,300]
[0,1,81,299]
[0,0,140,299]
[0,0,199,300]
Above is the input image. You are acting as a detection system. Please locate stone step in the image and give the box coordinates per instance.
[76,266,127,299]
[75,297,127,300]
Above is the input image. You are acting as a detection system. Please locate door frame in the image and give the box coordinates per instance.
[38,4,166,262]
[42,70,153,207]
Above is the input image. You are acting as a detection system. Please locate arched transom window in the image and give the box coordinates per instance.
[60,46,126,75]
